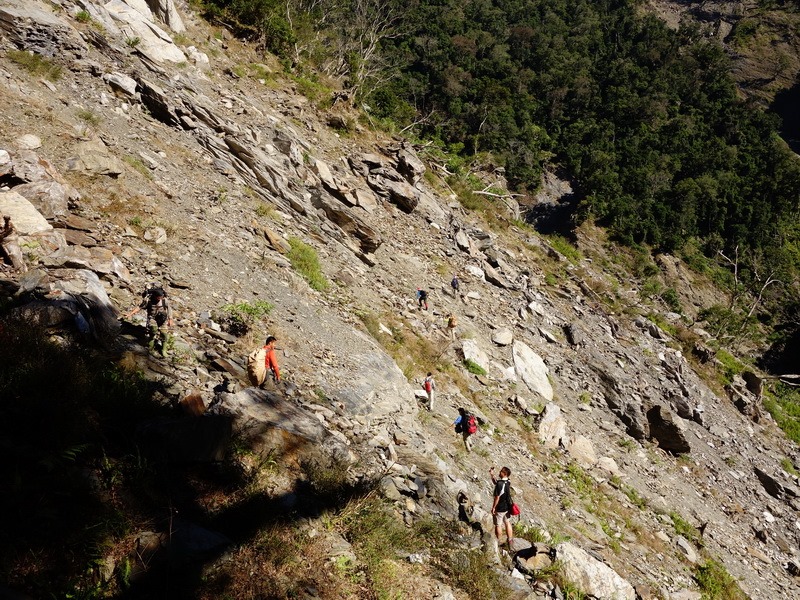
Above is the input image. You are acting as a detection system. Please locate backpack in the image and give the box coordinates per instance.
[466,414,477,434]
[424,379,432,393]
[247,346,268,386]
[447,315,457,328]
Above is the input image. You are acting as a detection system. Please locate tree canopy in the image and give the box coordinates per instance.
[203,0,800,332]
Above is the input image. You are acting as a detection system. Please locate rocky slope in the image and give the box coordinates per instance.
[1,1,799,599]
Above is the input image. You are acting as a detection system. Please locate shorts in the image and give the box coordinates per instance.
[493,510,510,527]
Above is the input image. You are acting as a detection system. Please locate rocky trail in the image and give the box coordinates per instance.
[1,2,799,599]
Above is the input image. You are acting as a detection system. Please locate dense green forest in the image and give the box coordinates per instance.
[203,0,800,359]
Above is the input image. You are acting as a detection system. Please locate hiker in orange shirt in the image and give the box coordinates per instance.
[263,335,281,384]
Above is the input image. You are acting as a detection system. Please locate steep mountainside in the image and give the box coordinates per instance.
[1,2,799,599]
[648,0,800,147]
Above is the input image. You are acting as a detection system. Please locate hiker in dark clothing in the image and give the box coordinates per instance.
[416,288,429,310]
[490,466,514,549]
[451,274,460,296]
[126,284,173,354]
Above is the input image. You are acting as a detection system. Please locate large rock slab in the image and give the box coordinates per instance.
[556,542,636,600]
[0,0,87,57]
[213,388,351,461]
[0,190,52,234]
[492,327,513,346]
[512,341,553,401]
[310,188,382,253]
[142,0,186,32]
[327,343,417,418]
[12,180,73,220]
[104,0,186,63]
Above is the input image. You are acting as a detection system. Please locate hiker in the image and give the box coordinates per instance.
[416,288,429,310]
[262,335,281,385]
[453,407,477,451]
[126,284,173,354]
[446,312,457,340]
[451,274,460,296]
[423,372,435,411]
[490,466,515,549]
[416,288,429,311]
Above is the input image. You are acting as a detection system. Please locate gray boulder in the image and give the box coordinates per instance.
[556,542,636,600]
[0,191,52,235]
[512,340,553,401]
[213,388,351,461]
[0,0,87,57]
[646,404,691,454]
[11,180,74,221]
[65,139,125,177]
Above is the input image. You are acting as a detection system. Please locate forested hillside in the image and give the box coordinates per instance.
[204,0,800,364]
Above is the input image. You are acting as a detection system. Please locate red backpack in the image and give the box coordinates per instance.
[466,414,478,434]
[424,379,432,392]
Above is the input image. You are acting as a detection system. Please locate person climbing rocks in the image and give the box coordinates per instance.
[451,274,460,296]
[125,283,173,355]
[262,335,281,386]
[490,466,515,550]
[416,288,429,311]
[446,312,457,341]
[454,407,477,452]
[423,371,436,411]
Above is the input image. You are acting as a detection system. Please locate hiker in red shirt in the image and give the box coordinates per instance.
[264,335,281,383]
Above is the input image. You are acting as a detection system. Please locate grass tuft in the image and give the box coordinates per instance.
[7,50,62,81]
[287,237,329,292]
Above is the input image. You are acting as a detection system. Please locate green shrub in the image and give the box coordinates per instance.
[7,50,62,81]
[219,300,275,336]
[294,75,331,106]
[661,287,682,313]
[463,358,487,376]
[763,384,800,445]
[287,237,329,291]
[622,485,648,510]
[564,463,595,498]
[669,511,698,544]
[255,202,276,219]
[75,10,91,23]
[694,559,748,599]
[715,349,744,385]
[336,496,415,597]
[780,457,799,477]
